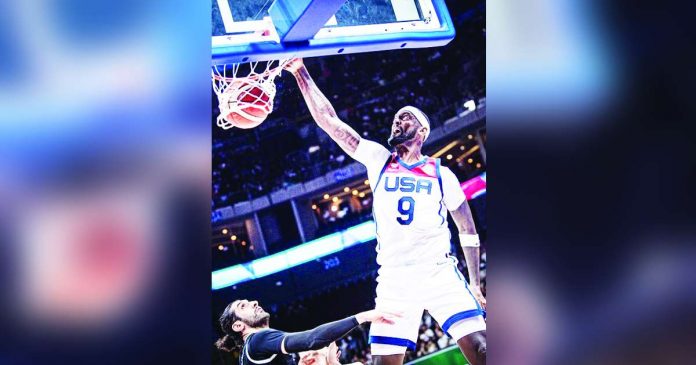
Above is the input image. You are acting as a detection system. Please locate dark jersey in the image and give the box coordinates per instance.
[240,316,359,365]
[241,330,294,365]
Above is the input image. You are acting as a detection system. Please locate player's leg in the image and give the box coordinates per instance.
[457,330,486,365]
[372,354,405,365]
[369,280,422,365]
[427,261,487,365]
[369,304,421,365]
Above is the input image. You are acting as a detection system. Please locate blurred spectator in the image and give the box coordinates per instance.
[435,328,455,349]
[419,323,435,343]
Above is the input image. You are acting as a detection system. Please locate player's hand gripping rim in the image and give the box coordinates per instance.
[283,57,304,75]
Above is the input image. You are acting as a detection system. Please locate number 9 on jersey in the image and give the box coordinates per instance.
[397,196,415,225]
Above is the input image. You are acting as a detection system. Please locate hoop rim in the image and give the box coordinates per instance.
[211,58,291,83]
[212,58,291,130]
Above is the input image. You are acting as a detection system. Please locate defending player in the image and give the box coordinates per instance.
[216,299,399,365]
[285,58,486,365]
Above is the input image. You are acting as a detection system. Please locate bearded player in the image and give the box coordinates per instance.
[216,299,399,365]
[285,59,486,365]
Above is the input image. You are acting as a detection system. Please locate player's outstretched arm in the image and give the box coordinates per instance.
[451,201,486,310]
[285,58,361,156]
[282,309,399,353]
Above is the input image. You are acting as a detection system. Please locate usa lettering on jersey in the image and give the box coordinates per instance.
[383,176,433,194]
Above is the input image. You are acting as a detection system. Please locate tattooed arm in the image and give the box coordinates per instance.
[286,58,361,155]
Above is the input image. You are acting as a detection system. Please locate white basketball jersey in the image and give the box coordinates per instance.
[370,153,450,266]
[352,139,467,269]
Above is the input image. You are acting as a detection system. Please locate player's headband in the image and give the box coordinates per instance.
[397,106,431,141]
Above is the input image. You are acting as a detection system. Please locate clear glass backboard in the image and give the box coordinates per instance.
[212,0,455,64]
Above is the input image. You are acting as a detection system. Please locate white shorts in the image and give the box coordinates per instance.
[369,258,486,355]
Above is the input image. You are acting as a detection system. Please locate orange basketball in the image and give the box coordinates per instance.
[224,82,272,129]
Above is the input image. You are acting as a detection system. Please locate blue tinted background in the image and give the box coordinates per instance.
[487,1,696,364]
[0,0,211,363]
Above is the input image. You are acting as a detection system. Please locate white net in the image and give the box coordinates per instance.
[211,59,290,130]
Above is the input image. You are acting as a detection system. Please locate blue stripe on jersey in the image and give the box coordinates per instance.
[454,264,464,281]
[436,158,446,226]
[373,155,394,195]
[395,156,428,169]
[369,336,417,350]
[372,156,391,251]
[441,309,486,335]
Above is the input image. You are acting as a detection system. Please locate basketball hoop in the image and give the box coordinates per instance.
[212,59,290,129]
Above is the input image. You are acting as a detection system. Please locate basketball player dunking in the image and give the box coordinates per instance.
[285,58,486,365]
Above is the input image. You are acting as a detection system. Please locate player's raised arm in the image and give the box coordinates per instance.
[450,201,486,310]
[285,58,361,156]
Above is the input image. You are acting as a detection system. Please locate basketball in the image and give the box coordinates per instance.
[224,81,272,129]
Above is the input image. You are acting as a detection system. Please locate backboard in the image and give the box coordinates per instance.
[212,0,455,65]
